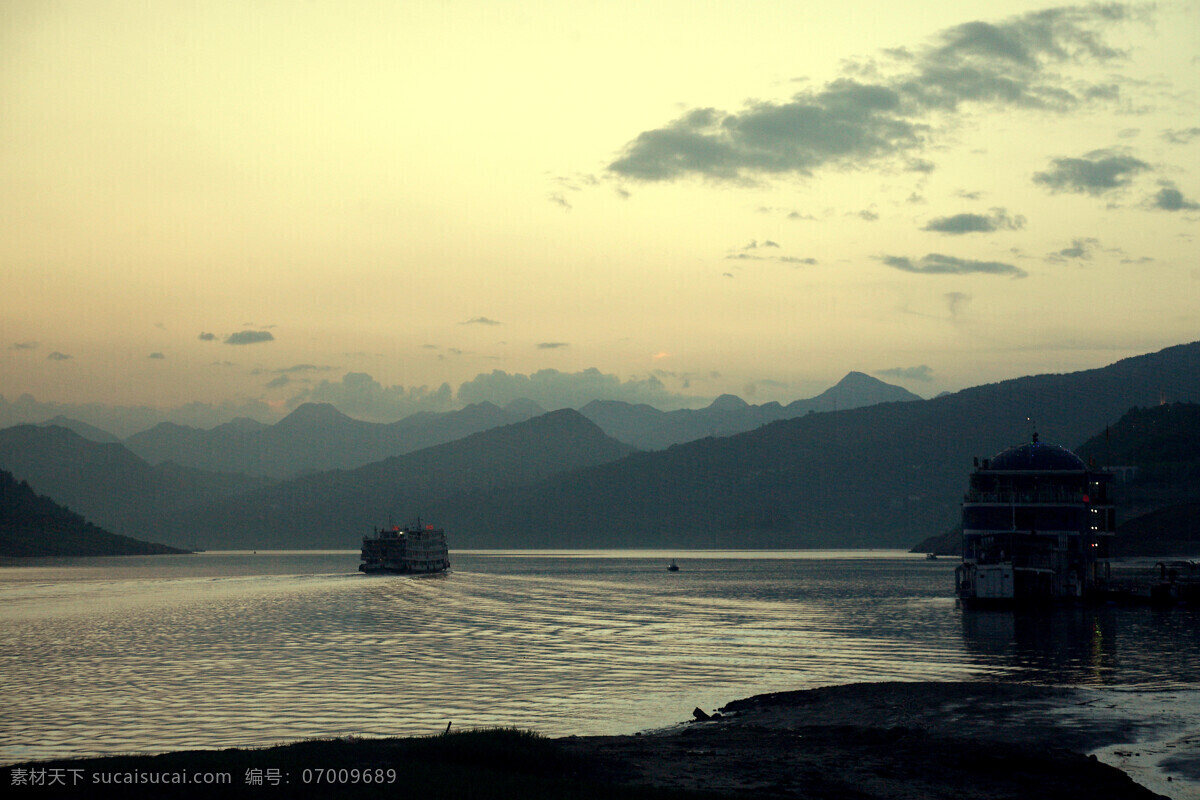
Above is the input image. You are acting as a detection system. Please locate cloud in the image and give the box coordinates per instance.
[457,367,696,410]
[537,342,569,349]
[460,317,502,326]
[148,352,165,359]
[266,375,290,389]
[548,192,572,210]
[47,352,72,360]
[1032,149,1150,195]
[876,365,934,382]
[857,210,880,221]
[779,256,818,265]
[198,332,217,341]
[880,253,1027,278]
[1048,237,1099,261]
[9,342,38,351]
[274,364,335,374]
[1148,182,1200,211]
[224,331,275,345]
[607,6,1129,183]
[944,291,971,318]
[1163,127,1200,144]
[923,208,1024,234]
[293,372,454,421]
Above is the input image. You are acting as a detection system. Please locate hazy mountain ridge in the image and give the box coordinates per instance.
[147,409,637,549]
[123,401,544,478]
[0,469,184,557]
[579,372,921,449]
[5,343,1200,552]
[0,425,278,536]
[424,342,1200,549]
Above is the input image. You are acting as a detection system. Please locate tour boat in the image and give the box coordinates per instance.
[955,434,1115,604]
[360,520,450,574]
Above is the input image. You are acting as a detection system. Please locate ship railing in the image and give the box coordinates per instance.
[963,490,1099,504]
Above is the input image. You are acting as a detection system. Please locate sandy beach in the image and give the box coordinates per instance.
[8,681,1199,798]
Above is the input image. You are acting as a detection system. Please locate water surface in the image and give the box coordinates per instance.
[2,550,1197,764]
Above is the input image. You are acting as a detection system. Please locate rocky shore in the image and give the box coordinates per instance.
[8,682,1196,799]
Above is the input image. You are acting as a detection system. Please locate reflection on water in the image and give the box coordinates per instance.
[961,604,1200,687]
[0,550,1198,765]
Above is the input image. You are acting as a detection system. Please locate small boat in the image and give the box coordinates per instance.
[667,559,679,572]
[360,519,450,574]
[925,553,938,560]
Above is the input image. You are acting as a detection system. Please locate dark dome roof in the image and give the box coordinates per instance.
[988,440,1085,471]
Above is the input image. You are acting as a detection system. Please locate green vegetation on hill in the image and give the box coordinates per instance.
[0,469,185,557]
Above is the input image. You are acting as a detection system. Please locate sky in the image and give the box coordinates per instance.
[2,0,1198,433]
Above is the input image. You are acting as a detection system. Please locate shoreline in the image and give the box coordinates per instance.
[8,681,1198,799]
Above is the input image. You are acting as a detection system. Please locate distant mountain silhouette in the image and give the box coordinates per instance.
[0,425,276,538]
[426,342,1200,548]
[579,372,921,449]
[8,343,1200,552]
[37,416,121,443]
[0,469,184,556]
[148,409,635,549]
[123,401,543,478]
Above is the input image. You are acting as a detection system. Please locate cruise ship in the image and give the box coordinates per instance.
[359,521,450,574]
[955,434,1115,604]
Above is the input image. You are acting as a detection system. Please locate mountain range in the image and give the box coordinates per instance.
[0,469,183,557]
[46,372,918,479]
[3,342,1200,553]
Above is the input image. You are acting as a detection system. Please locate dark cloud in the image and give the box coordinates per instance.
[880,253,1027,278]
[47,352,72,361]
[1032,149,1150,195]
[877,365,934,382]
[607,6,1128,183]
[1049,237,1099,260]
[923,208,1024,234]
[9,342,38,351]
[224,331,275,345]
[779,256,818,265]
[537,342,569,349]
[1164,127,1200,144]
[148,352,165,359]
[198,332,217,341]
[460,317,502,326]
[1149,182,1200,211]
[266,375,290,389]
[857,210,880,221]
[906,158,936,173]
[276,364,335,373]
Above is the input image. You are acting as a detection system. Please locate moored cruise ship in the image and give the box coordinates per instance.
[359,520,450,574]
[955,434,1115,604]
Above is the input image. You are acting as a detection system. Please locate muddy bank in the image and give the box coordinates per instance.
[562,682,1179,799]
[10,682,1193,798]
